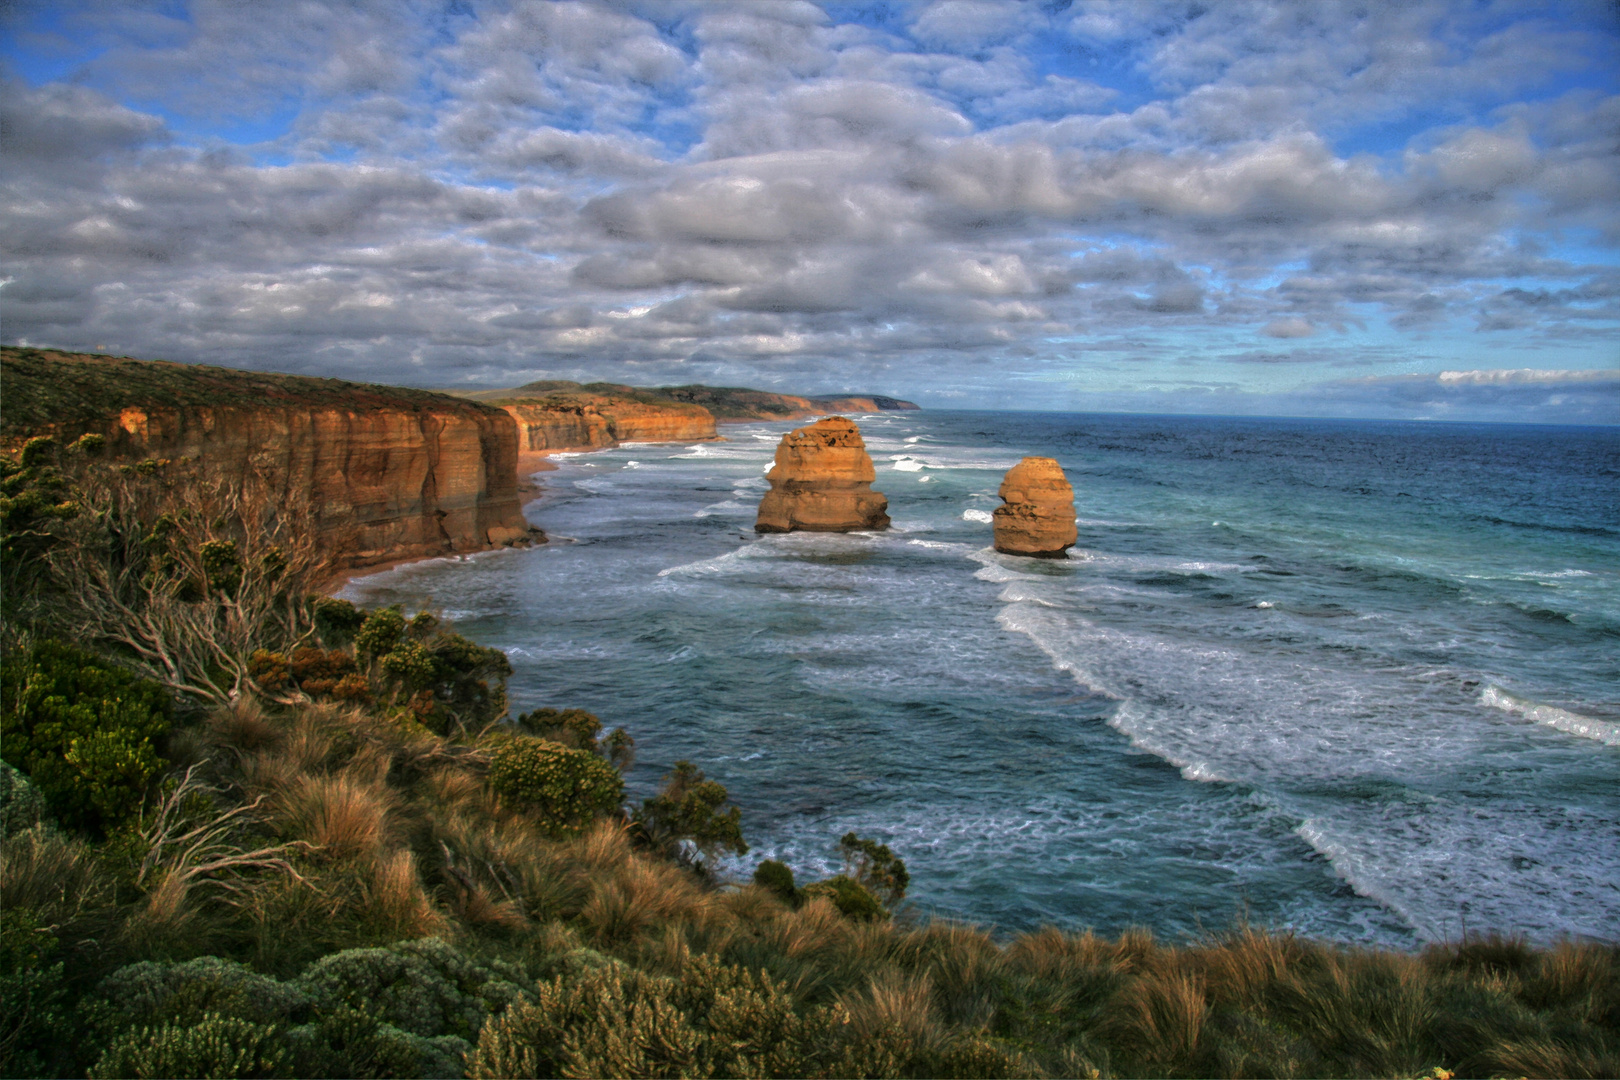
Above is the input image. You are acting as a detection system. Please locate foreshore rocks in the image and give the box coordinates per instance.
[755,417,890,533]
[993,457,1077,557]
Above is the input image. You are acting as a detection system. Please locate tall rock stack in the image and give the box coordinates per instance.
[993,457,1077,557]
[755,417,890,533]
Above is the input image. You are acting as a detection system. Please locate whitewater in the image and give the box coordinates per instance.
[343,411,1620,948]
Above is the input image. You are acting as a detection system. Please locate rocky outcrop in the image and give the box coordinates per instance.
[993,457,1077,558]
[500,398,717,452]
[0,347,538,569]
[755,417,890,533]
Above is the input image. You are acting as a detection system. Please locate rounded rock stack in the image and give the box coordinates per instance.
[755,417,890,533]
[992,456,1077,557]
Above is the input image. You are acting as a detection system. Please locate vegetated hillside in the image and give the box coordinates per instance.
[0,347,534,568]
[460,379,920,421]
[1,347,490,444]
[2,435,1617,1079]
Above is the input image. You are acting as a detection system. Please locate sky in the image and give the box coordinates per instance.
[1,1,1617,422]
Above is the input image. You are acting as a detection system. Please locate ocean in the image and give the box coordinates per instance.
[340,411,1620,949]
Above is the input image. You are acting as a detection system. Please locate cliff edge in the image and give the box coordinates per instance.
[0,347,538,569]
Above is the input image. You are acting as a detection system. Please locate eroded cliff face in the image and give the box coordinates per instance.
[755,417,890,533]
[502,398,717,452]
[1,348,537,569]
[993,457,1077,558]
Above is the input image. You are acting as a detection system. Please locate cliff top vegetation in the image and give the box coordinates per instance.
[459,379,918,420]
[1,398,1614,1080]
[0,347,509,443]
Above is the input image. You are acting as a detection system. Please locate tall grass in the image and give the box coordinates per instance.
[7,682,1616,1078]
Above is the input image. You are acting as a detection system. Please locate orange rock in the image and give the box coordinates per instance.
[501,398,717,451]
[0,348,537,570]
[755,417,890,533]
[993,457,1077,557]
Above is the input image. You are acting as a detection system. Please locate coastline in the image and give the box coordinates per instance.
[322,449,567,593]
[322,415,863,594]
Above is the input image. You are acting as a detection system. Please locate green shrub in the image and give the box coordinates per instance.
[754,859,801,905]
[469,954,838,1079]
[0,639,172,834]
[515,707,601,749]
[312,597,365,646]
[633,760,747,867]
[424,632,511,728]
[380,640,438,690]
[285,1006,470,1080]
[87,955,307,1042]
[0,908,67,1079]
[489,736,623,836]
[354,606,406,658]
[199,538,242,594]
[0,760,49,837]
[87,1013,290,1079]
[803,874,889,922]
[19,436,55,468]
[517,707,634,768]
[295,938,530,1043]
[840,831,909,906]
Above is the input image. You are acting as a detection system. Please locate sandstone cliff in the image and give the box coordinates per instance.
[755,417,890,533]
[0,347,537,569]
[993,457,1078,558]
[498,396,717,452]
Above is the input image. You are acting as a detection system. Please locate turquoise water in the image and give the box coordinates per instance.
[341,412,1620,948]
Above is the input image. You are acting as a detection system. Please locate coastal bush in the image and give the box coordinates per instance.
[0,760,50,837]
[489,736,623,836]
[354,606,406,659]
[468,953,838,1079]
[312,597,365,646]
[518,707,634,769]
[0,907,68,1078]
[87,1013,290,1080]
[840,830,909,906]
[803,874,889,922]
[0,639,171,835]
[633,760,747,869]
[295,938,529,1042]
[87,955,307,1040]
[754,859,801,905]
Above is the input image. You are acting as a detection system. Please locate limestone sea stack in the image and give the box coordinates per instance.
[755,417,890,533]
[993,457,1078,557]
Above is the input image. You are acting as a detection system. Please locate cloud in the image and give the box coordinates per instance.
[1262,318,1315,338]
[0,0,1615,420]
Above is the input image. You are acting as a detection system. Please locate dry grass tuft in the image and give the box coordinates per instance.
[275,771,395,861]
[568,818,634,870]
[576,856,714,946]
[1103,964,1210,1067]
[763,895,851,961]
[839,968,943,1052]
[360,848,449,940]
[206,695,280,752]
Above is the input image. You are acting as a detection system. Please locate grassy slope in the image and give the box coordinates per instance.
[0,347,504,442]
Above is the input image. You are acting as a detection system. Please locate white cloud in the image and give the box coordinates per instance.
[0,0,1615,418]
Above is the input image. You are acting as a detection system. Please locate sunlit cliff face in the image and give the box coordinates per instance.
[1,1,1616,421]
